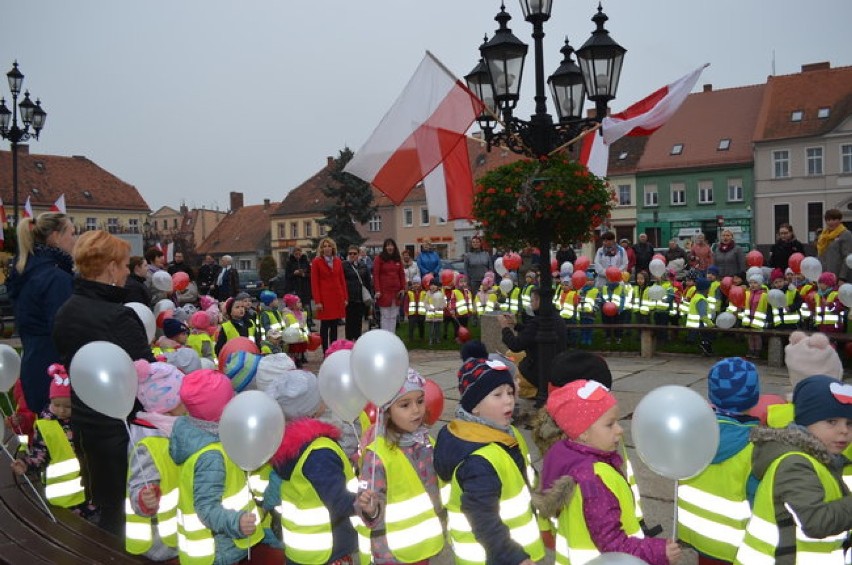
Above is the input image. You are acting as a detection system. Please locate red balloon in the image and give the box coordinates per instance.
[571,270,587,289]
[550,258,558,272]
[172,271,190,292]
[217,336,260,370]
[605,266,622,283]
[364,402,377,425]
[747,394,787,426]
[788,252,805,274]
[503,252,522,271]
[307,332,322,351]
[423,379,445,426]
[456,326,471,344]
[652,254,667,264]
[720,276,733,297]
[421,273,434,288]
[602,302,618,317]
[156,309,173,329]
[574,255,590,272]
[440,269,456,287]
[728,285,745,309]
[746,250,764,268]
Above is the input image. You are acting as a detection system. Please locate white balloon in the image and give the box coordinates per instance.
[283,326,303,344]
[846,254,852,270]
[632,385,719,480]
[586,553,649,565]
[220,390,285,471]
[800,256,823,282]
[715,312,736,329]
[125,302,156,343]
[153,299,176,316]
[560,261,574,276]
[767,289,787,309]
[838,283,852,308]
[647,284,664,301]
[648,258,665,279]
[494,257,508,277]
[318,350,368,422]
[351,330,409,406]
[0,344,21,392]
[69,341,137,420]
[499,278,514,295]
[152,270,173,292]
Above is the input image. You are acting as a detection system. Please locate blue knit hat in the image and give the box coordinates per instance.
[794,375,852,427]
[695,277,711,293]
[223,350,262,392]
[707,357,760,414]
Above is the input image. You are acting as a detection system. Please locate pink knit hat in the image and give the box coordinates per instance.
[326,339,354,357]
[190,311,212,333]
[546,379,617,440]
[48,364,71,399]
[179,369,234,422]
[135,360,184,414]
[283,294,300,309]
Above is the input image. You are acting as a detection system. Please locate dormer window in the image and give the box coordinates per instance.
[31,187,40,195]
[34,161,45,171]
[618,151,628,160]
[791,110,804,122]
[818,107,830,119]
[83,190,93,199]
[670,144,684,156]
[717,139,731,151]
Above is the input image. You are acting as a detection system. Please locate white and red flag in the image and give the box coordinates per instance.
[578,131,609,178]
[344,51,485,220]
[22,196,33,219]
[51,194,67,214]
[601,64,709,145]
[0,197,7,226]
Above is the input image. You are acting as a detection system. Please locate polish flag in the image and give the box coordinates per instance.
[601,64,709,145]
[344,51,484,220]
[0,197,7,226]
[165,241,175,264]
[421,135,475,220]
[578,131,609,178]
[22,196,33,219]
[51,194,67,214]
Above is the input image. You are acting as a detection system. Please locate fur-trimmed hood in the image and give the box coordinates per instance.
[271,417,341,466]
[749,425,842,479]
[532,475,576,520]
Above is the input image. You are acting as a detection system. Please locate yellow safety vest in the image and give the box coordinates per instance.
[186,333,215,361]
[740,290,770,328]
[677,422,754,561]
[445,442,545,564]
[685,293,713,329]
[221,320,256,342]
[276,437,358,564]
[35,419,85,508]
[556,289,579,321]
[125,436,180,554]
[258,308,284,339]
[813,291,841,328]
[474,290,498,315]
[407,290,427,316]
[771,289,801,327]
[248,463,273,531]
[176,443,263,565]
[499,287,522,315]
[454,288,473,317]
[735,451,847,564]
[555,460,643,565]
[356,437,445,562]
[580,287,599,315]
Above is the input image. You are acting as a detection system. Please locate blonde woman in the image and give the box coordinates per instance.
[311,237,348,352]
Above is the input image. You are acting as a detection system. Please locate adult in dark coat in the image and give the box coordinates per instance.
[53,230,155,537]
[310,238,348,353]
[769,223,806,271]
[124,255,152,306]
[343,244,372,340]
[285,247,312,319]
[196,254,220,296]
[633,233,655,274]
[7,213,76,414]
[166,251,194,279]
[554,244,577,270]
[212,254,239,301]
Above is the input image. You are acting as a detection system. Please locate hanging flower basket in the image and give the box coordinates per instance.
[473,155,614,249]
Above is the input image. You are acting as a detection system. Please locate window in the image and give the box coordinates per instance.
[643,184,658,207]
[617,184,631,206]
[818,107,830,119]
[807,202,824,241]
[173,218,178,229]
[774,204,790,230]
[773,150,790,178]
[670,144,684,155]
[618,151,628,160]
[698,180,714,204]
[727,178,744,202]
[806,147,824,176]
[791,110,803,122]
[107,218,119,233]
[161,220,168,230]
[670,182,686,206]
[290,222,298,239]
[403,207,414,227]
[86,217,97,231]
[304,221,313,238]
[717,139,731,151]
[239,260,251,270]
[419,207,430,226]
[842,144,852,174]
[277,223,286,239]
[128,218,139,233]
[368,214,382,232]
[319,224,327,237]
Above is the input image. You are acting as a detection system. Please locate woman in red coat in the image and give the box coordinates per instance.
[373,238,406,333]
[311,237,348,353]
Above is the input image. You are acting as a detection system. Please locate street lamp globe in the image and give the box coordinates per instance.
[575,5,626,116]
[519,0,553,20]
[480,6,527,113]
[548,39,586,122]
[464,54,497,130]
[6,62,23,96]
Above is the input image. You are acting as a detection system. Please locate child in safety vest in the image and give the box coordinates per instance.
[769,268,802,330]
[536,380,681,565]
[187,310,216,362]
[452,274,474,335]
[735,375,852,564]
[169,369,263,565]
[262,370,359,565]
[813,271,844,333]
[125,360,186,561]
[474,273,498,316]
[630,270,652,325]
[742,273,769,358]
[155,318,188,356]
[433,357,545,564]
[405,276,427,343]
[425,279,445,346]
[215,297,257,356]
[11,364,97,518]
[282,294,310,367]
[257,290,285,354]
[355,369,445,563]
[677,358,760,565]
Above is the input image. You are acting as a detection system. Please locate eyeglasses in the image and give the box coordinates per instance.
[348,251,358,255]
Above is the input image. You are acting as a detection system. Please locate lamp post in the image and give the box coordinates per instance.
[0,61,47,227]
[467,2,625,405]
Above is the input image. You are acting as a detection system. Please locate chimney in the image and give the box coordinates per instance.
[16,144,29,155]
[229,191,244,212]
[179,203,188,215]
[801,62,830,73]
[327,156,334,167]
[263,198,270,209]
[703,84,713,92]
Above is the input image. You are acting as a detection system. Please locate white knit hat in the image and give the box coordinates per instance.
[255,353,296,393]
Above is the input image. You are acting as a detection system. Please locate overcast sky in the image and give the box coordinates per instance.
[2,1,850,212]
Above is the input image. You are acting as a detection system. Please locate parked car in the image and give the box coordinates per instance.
[238,270,265,299]
[441,259,466,275]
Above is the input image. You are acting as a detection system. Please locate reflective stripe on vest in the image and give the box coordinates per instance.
[276,437,355,564]
[445,441,544,564]
[35,419,85,508]
[125,436,180,554]
[734,451,847,564]
[407,290,427,315]
[454,289,473,316]
[685,294,711,329]
[186,333,215,360]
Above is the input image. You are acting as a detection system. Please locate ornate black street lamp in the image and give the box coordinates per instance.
[467,2,625,404]
[0,61,47,227]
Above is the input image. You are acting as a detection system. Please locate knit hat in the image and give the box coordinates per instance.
[326,339,355,357]
[770,268,785,282]
[747,272,764,285]
[550,351,612,389]
[460,340,488,361]
[412,276,422,285]
[707,265,720,276]
[283,294,300,309]
[180,369,234,422]
[223,350,262,392]
[235,291,251,301]
[163,318,188,339]
[189,311,211,334]
[707,357,760,414]
[382,368,426,412]
[198,294,217,311]
[253,353,295,392]
[785,331,843,389]
[457,358,515,413]
[259,290,276,306]
[818,272,837,286]
[488,353,517,377]
[135,360,184,414]
[547,380,617,440]
[224,298,236,317]
[164,348,202,375]
[695,277,711,293]
[264,370,322,420]
[793,375,852,427]
[47,364,71,399]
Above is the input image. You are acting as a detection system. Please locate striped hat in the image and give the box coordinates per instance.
[223,350,262,392]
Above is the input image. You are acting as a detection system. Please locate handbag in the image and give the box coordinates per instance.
[352,264,373,305]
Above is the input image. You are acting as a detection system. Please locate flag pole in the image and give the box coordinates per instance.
[548,122,601,156]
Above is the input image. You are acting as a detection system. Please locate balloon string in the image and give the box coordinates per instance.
[244,470,252,562]
[124,421,151,489]
[369,409,383,493]
[672,479,678,540]
[0,440,57,522]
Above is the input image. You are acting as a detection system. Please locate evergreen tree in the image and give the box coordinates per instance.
[319,147,376,253]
